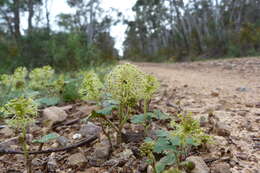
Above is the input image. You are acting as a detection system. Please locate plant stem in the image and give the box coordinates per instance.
[144,99,149,135]
[22,126,32,173]
[116,104,124,144]
[100,121,113,150]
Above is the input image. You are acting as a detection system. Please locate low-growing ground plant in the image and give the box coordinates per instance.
[0,97,38,173]
[142,74,160,134]
[141,113,210,173]
[79,63,160,144]
[79,71,104,102]
[105,63,147,143]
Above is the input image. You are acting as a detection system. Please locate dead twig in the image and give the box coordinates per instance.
[0,135,97,155]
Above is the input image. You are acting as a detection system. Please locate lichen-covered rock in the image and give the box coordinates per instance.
[79,122,102,138]
[186,156,210,173]
[43,106,68,124]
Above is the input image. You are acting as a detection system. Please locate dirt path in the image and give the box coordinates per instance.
[134,58,260,173]
[135,58,260,103]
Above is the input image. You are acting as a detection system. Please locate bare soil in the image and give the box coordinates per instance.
[134,57,260,173]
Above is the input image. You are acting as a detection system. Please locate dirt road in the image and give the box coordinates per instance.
[134,57,260,173]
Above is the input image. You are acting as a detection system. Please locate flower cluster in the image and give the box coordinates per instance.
[170,113,211,146]
[79,71,104,101]
[0,67,28,90]
[143,74,160,100]
[0,97,38,128]
[29,66,54,90]
[105,63,146,105]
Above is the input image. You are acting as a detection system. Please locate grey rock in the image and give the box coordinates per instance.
[47,153,57,172]
[32,158,43,166]
[56,136,69,147]
[93,141,110,160]
[0,126,14,137]
[43,106,68,124]
[0,134,32,149]
[79,122,102,138]
[199,115,208,127]
[215,122,231,137]
[236,87,249,92]
[68,153,87,166]
[186,156,210,173]
[212,163,231,173]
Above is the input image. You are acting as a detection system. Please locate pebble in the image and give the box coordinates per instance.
[68,153,87,166]
[79,122,102,138]
[212,162,231,173]
[186,156,210,173]
[72,133,82,140]
[43,106,68,124]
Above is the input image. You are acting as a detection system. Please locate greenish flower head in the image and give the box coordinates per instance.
[0,74,12,86]
[13,67,28,90]
[79,71,104,102]
[29,66,54,90]
[170,113,210,146]
[0,67,28,90]
[143,74,160,100]
[0,97,38,128]
[105,63,146,106]
[52,74,65,93]
[140,141,155,156]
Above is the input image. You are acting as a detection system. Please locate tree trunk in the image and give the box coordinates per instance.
[14,0,21,41]
[28,0,34,34]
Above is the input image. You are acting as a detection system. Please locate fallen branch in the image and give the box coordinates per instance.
[0,135,97,155]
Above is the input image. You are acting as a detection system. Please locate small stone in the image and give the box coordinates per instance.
[68,153,87,166]
[47,153,57,172]
[147,165,153,173]
[236,87,249,92]
[117,149,133,160]
[237,111,247,117]
[72,133,82,140]
[78,168,108,173]
[212,162,231,173]
[255,102,260,108]
[215,122,231,137]
[236,153,248,160]
[93,141,110,160]
[56,136,69,147]
[32,158,43,166]
[255,111,260,116]
[43,106,68,124]
[245,103,254,108]
[186,156,210,173]
[0,126,14,137]
[211,91,219,97]
[79,122,102,138]
[77,105,99,115]
[199,115,208,127]
[0,134,32,149]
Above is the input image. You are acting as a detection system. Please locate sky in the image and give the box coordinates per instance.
[23,0,137,55]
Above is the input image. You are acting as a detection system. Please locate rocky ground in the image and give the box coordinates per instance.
[0,57,259,173]
[136,57,260,173]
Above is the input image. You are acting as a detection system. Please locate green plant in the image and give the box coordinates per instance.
[62,79,81,102]
[142,113,210,173]
[29,65,55,90]
[79,71,104,102]
[131,109,169,130]
[0,97,38,173]
[142,74,160,134]
[0,66,28,91]
[105,63,146,143]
